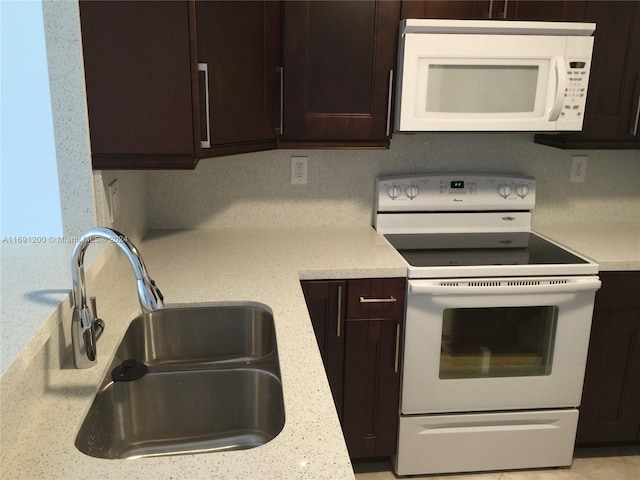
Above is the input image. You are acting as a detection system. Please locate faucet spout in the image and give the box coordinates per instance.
[71,227,164,368]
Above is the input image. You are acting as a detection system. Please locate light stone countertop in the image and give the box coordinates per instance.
[534,222,640,271]
[1,223,639,480]
[0,227,406,480]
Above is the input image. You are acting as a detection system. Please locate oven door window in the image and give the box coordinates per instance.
[440,306,558,379]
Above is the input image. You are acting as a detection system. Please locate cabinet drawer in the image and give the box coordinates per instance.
[347,278,406,320]
[595,271,640,310]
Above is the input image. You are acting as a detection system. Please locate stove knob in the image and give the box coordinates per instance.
[516,184,530,198]
[406,185,419,199]
[498,184,512,198]
[387,185,401,199]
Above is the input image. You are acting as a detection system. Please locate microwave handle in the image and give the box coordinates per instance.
[548,57,566,122]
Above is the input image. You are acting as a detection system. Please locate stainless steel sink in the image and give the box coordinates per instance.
[75,305,285,459]
[113,305,278,367]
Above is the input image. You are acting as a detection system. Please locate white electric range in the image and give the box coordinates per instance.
[374,173,600,476]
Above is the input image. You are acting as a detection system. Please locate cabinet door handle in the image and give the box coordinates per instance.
[487,0,494,18]
[336,284,343,338]
[499,0,509,19]
[394,323,401,373]
[198,63,211,148]
[386,70,394,137]
[276,66,284,135]
[631,75,640,136]
[359,296,397,304]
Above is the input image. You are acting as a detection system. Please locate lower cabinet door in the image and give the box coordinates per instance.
[342,318,401,458]
[577,308,640,443]
[301,280,346,419]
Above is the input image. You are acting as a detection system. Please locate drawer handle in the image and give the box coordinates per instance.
[359,296,397,304]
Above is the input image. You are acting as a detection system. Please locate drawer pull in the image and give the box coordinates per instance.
[359,296,397,304]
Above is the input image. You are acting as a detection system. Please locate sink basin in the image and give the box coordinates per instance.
[75,304,285,459]
[113,305,277,367]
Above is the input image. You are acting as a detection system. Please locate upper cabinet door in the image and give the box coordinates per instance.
[400,1,484,19]
[282,1,400,146]
[80,0,197,168]
[400,0,585,21]
[196,1,281,153]
[506,1,585,21]
[580,1,640,141]
[535,1,640,149]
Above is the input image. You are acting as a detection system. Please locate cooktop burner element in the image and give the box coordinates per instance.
[374,173,598,278]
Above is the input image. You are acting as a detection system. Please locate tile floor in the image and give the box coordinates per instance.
[353,446,640,480]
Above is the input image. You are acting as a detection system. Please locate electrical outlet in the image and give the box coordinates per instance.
[291,156,308,184]
[570,156,588,182]
[107,179,120,223]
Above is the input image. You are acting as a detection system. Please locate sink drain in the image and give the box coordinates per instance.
[111,358,148,382]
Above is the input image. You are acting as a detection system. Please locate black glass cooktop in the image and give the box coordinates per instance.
[384,232,589,267]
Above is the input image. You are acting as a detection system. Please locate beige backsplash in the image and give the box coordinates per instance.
[97,133,639,235]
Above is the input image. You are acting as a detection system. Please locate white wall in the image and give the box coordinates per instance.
[42,0,95,237]
[0,0,62,237]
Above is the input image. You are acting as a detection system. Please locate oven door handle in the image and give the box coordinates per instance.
[409,277,601,296]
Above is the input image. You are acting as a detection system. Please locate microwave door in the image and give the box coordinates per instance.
[414,58,552,130]
[395,33,591,132]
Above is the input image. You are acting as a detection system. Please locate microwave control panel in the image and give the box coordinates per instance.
[376,173,536,212]
[561,60,590,122]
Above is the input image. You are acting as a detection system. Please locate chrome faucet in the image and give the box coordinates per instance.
[71,227,164,368]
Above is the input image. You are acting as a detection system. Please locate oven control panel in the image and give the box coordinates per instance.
[376,173,536,212]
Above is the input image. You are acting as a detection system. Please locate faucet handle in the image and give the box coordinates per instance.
[150,279,164,302]
[83,327,97,362]
[89,296,98,320]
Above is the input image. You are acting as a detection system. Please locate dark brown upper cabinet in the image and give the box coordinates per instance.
[81,0,402,169]
[281,1,401,147]
[80,0,281,169]
[80,1,198,169]
[195,1,281,157]
[535,1,640,149]
[400,1,585,21]
[506,1,585,21]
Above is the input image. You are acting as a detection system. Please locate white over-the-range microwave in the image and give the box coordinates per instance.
[395,19,595,132]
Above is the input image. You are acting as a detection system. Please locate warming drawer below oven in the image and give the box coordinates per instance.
[394,409,578,476]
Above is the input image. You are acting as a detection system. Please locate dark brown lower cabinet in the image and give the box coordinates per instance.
[577,271,640,444]
[343,318,402,458]
[301,280,347,419]
[301,278,405,459]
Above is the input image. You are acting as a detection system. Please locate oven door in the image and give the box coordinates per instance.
[401,276,600,414]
